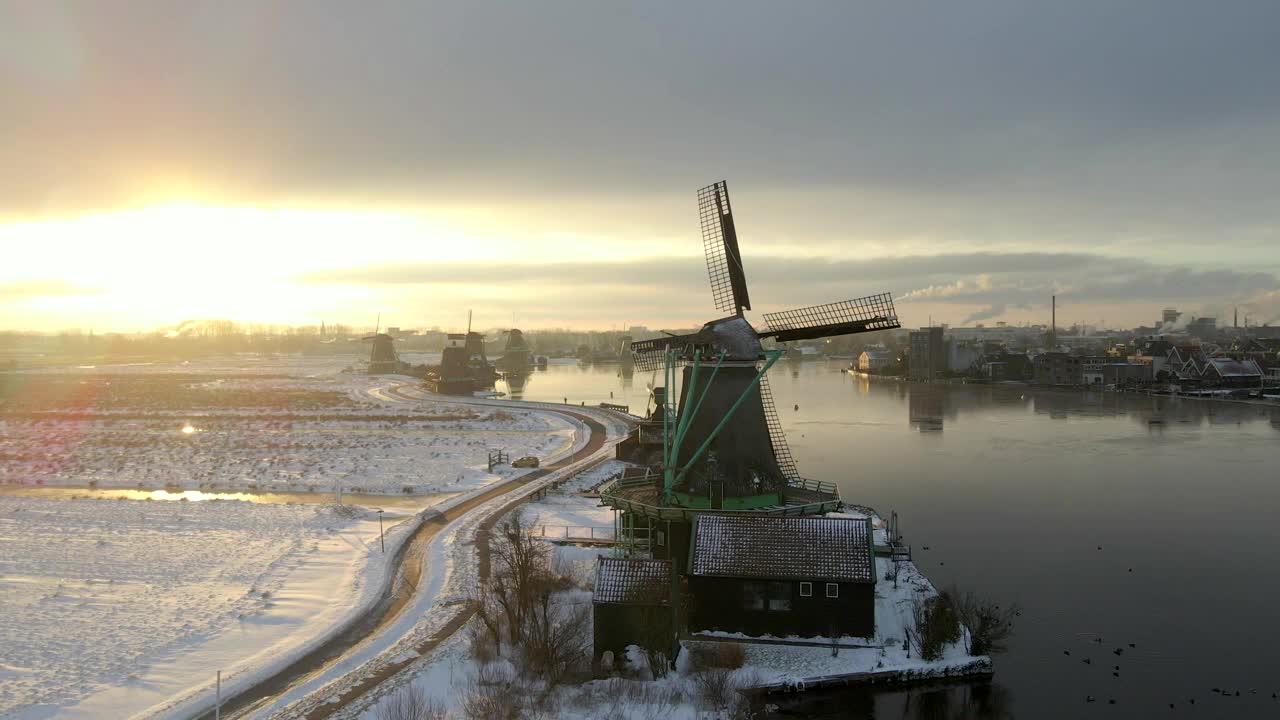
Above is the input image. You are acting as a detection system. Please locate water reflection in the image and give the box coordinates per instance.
[768,681,1012,719]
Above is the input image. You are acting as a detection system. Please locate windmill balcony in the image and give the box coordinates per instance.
[598,472,841,521]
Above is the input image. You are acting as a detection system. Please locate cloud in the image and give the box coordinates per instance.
[3,0,1280,249]
[963,304,1009,325]
[294,251,1280,327]
[0,280,103,302]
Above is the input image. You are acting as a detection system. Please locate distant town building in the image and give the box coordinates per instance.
[1200,357,1263,387]
[978,352,1035,382]
[947,340,981,374]
[1034,352,1084,386]
[857,349,895,372]
[1082,360,1149,386]
[908,327,945,381]
[1128,338,1175,377]
[1187,317,1218,338]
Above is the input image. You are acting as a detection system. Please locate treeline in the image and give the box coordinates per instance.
[0,324,911,365]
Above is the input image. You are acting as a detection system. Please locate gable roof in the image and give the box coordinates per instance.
[593,557,671,606]
[1203,357,1263,378]
[690,514,874,584]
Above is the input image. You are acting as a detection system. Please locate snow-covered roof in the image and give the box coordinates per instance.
[690,515,873,583]
[1203,357,1263,377]
[593,557,671,605]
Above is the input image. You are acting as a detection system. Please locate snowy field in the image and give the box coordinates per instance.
[1,357,578,496]
[0,356,588,719]
[0,495,394,719]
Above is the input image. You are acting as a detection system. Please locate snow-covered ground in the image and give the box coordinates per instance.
[1,363,577,496]
[254,430,621,720]
[0,495,401,719]
[0,358,596,720]
[336,479,985,719]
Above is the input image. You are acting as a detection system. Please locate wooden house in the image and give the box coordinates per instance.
[686,514,875,639]
[592,557,671,662]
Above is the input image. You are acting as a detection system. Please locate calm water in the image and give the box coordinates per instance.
[506,359,1280,718]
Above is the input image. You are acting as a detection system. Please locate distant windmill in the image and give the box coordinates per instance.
[630,181,901,502]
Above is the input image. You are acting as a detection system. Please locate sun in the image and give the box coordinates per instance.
[0,203,490,329]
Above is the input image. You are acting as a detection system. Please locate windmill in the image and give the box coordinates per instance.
[630,180,901,506]
[362,314,402,375]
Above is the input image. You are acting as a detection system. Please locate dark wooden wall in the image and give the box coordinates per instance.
[688,576,874,638]
[593,604,672,662]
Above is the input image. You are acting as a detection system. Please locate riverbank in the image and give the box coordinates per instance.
[846,367,1280,408]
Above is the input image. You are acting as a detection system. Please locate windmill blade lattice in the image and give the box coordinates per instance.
[699,181,751,315]
[630,333,702,372]
[762,293,900,343]
[758,374,799,480]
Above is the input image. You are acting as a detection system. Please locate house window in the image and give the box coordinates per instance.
[799,582,813,597]
[743,582,792,612]
[655,529,665,546]
[826,583,839,598]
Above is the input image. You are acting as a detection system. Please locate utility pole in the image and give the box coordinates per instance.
[374,509,385,552]
[215,670,221,720]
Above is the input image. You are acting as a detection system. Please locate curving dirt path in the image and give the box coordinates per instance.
[195,387,615,720]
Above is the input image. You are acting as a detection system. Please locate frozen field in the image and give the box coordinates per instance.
[0,360,578,495]
[0,495,389,719]
[0,357,584,718]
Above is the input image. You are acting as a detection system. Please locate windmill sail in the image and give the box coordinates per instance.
[630,332,704,372]
[761,293,901,343]
[699,181,751,315]
[757,374,799,480]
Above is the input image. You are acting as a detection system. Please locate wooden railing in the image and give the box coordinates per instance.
[786,477,839,495]
[598,474,841,521]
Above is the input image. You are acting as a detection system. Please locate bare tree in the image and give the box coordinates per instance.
[949,586,1020,656]
[469,583,504,659]
[523,591,591,685]
[488,511,551,646]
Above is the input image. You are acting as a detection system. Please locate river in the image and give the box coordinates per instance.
[502,358,1280,718]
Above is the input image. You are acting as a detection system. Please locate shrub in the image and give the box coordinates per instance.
[689,642,747,671]
[909,593,961,661]
[460,681,519,720]
[522,592,591,685]
[467,623,497,665]
[693,667,735,711]
[949,586,1020,656]
[376,684,446,720]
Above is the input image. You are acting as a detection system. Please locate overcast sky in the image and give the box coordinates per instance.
[3,1,1279,332]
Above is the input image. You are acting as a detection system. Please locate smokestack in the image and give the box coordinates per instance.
[1235,306,1239,329]
[1050,295,1056,348]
